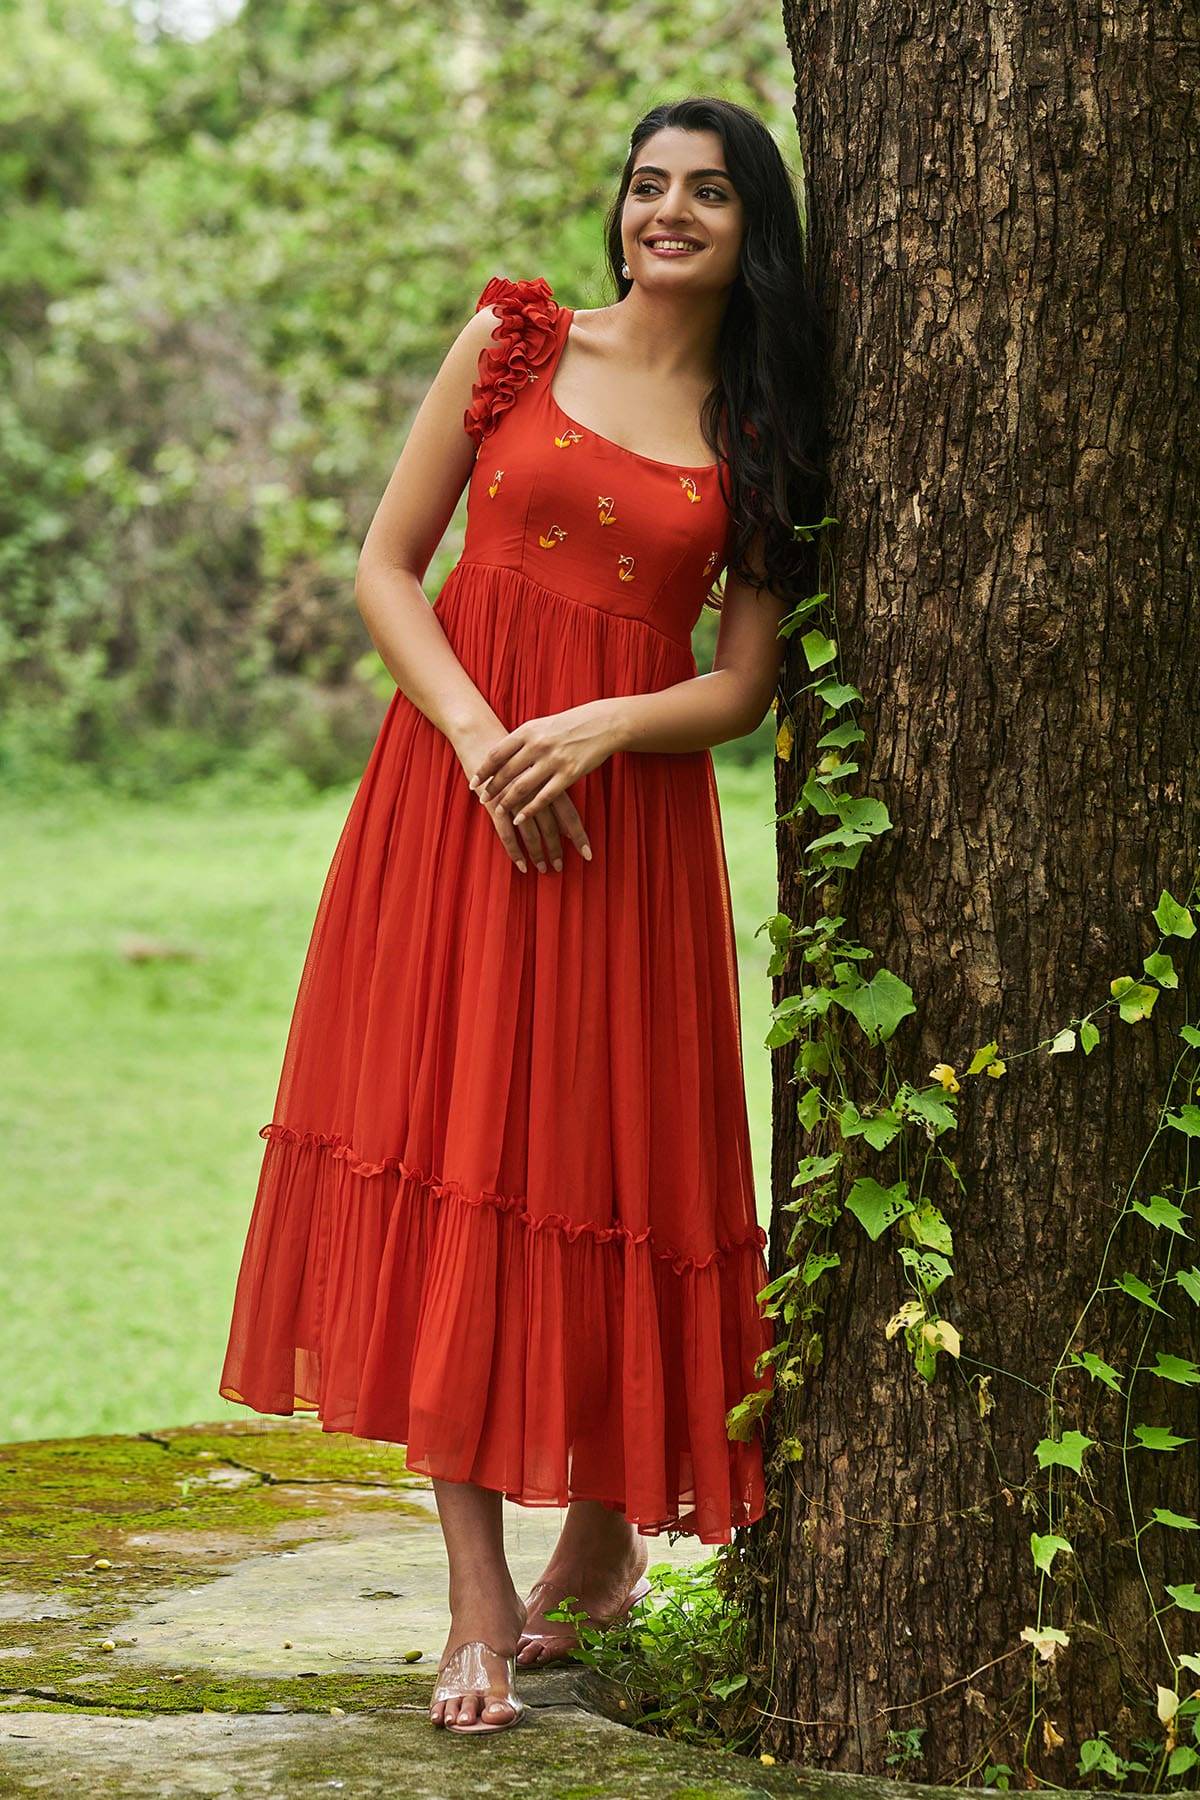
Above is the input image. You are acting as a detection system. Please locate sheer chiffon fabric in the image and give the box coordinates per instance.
[218,275,773,1544]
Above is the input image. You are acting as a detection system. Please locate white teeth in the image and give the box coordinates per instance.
[647,239,700,251]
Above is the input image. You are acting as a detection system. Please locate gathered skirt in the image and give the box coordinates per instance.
[218,557,772,1543]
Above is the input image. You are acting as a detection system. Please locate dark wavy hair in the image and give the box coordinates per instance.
[602,96,827,610]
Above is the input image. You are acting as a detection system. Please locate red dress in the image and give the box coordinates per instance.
[218,274,773,1543]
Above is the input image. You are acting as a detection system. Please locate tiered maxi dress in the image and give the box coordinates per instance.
[218,274,773,1544]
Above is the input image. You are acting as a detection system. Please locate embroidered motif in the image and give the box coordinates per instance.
[679,475,702,504]
[617,554,635,582]
[703,548,719,574]
[597,495,617,526]
[554,428,584,448]
[488,470,505,498]
[538,525,568,549]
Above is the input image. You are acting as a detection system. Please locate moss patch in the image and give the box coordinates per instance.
[0,1415,433,1716]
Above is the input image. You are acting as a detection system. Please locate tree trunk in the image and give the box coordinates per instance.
[747,0,1200,1784]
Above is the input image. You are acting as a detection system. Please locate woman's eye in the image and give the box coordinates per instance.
[631,181,727,200]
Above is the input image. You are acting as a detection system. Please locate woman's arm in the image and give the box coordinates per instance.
[605,552,788,754]
[472,536,788,823]
[353,305,502,743]
[353,302,593,873]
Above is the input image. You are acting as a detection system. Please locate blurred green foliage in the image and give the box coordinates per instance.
[1,0,795,794]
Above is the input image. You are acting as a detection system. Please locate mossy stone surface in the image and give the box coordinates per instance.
[2,1418,1189,1798]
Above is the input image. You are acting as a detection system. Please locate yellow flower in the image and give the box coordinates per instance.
[929,1062,959,1092]
[760,1753,776,1766]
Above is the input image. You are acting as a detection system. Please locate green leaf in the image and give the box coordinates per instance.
[967,1040,999,1074]
[710,1674,749,1699]
[1177,1266,1200,1305]
[1130,1193,1191,1236]
[791,1152,842,1187]
[903,1200,954,1256]
[1166,1105,1200,1138]
[898,1246,952,1292]
[801,1249,841,1286]
[1146,1352,1200,1386]
[1148,1508,1200,1530]
[1181,1024,1200,1047]
[1116,1270,1172,1315]
[1154,889,1196,939]
[800,627,837,670]
[797,1085,823,1131]
[1166,1583,1200,1612]
[1033,1430,1094,1473]
[1167,1747,1199,1780]
[1110,976,1159,1022]
[1049,1028,1076,1054]
[1143,950,1179,988]
[1031,1532,1073,1573]
[816,720,865,749]
[811,676,861,710]
[1079,1019,1101,1054]
[899,1086,957,1135]
[1132,1423,1192,1451]
[835,968,916,1044]
[1067,1350,1123,1393]
[844,1177,912,1241]
[725,1388,770,1442]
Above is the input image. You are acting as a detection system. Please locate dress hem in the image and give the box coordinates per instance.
[215,1382,762,1545]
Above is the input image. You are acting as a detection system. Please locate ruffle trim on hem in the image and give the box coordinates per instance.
[221,1123,773,1543]
[258,1122,768,1274]
[463,273,559,449]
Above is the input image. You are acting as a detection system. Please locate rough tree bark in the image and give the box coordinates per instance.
[750,0,1200,1784]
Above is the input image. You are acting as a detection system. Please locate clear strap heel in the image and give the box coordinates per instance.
[430,1639,525,1734]
[517,1572,652,1664]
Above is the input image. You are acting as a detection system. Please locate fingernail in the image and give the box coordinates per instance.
[516,859,526,872]
[513,811,525,825]
[552,857,563,872]
[536,861,546,874]
[468,776,478,790]
[581,845,593,861]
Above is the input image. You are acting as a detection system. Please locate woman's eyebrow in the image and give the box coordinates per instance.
[630,165,733,182]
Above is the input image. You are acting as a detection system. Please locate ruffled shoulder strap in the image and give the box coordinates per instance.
[463,275,561,449]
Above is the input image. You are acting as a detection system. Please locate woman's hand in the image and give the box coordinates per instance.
[451,711,595,874]
[469,700,623,849]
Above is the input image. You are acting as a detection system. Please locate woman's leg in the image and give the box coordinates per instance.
[430,1478,527,1728]
[516,1498,648,1666]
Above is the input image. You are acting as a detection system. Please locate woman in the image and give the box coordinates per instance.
[218,94,825,1735]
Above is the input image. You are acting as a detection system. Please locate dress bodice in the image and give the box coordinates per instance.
[460,276,733,651]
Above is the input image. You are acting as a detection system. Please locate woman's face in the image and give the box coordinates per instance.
[620,127,744,296]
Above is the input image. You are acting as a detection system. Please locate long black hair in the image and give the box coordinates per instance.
[602,96,827,609]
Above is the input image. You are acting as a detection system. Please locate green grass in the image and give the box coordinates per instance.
[0,750,777,1445]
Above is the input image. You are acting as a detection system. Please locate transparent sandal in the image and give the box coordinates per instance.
[516,1573,652,1665]
[430,1639,525,1734]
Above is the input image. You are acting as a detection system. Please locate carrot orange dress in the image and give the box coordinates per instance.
[218,274,772,1543]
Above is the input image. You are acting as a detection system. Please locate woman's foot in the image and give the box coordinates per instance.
[431,1588,527,1730]
[516,1501,650,1667]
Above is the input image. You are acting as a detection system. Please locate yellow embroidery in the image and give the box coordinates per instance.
[538,525,568,549]
[554,428,584,448]
[703,548,719,573]
[487,470,505,497]
[597,495,617,526]
[679,476,702,504]
[617,554,635,582]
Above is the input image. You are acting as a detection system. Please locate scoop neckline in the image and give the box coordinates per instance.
[547,306,722,476]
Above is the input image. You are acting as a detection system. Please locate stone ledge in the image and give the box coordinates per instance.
[1,1418,1193,1799]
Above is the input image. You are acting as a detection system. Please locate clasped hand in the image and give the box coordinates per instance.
[464,700,621,873]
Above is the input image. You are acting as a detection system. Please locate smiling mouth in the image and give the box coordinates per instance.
[642,236,705,255]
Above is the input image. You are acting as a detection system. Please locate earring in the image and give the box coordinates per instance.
[621,260,630,279]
